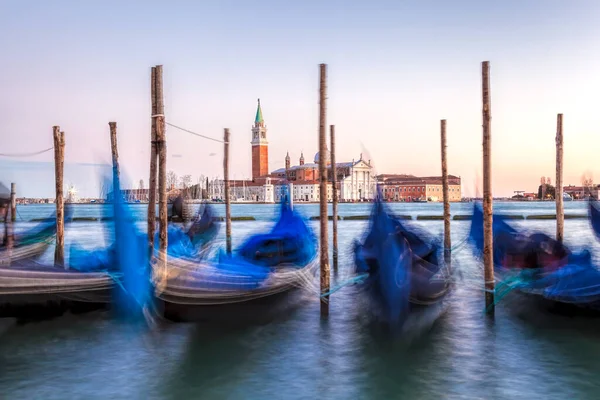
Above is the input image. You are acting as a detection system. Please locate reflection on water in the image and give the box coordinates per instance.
[2,203,600,399]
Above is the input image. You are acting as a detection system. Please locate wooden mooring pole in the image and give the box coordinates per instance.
[330,124,338,272]
[556,114,564,243]
[223,128,232,254]
[10,183,16,223]
[148,67,158,255]
[440,120,451,265]
[155,65,168,277]
[481,61,494,314]
[319,63,330,316]
[5,183,15,256]
[109,122,120,190]
[53,126,65,268]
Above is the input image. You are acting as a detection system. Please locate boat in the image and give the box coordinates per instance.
[0,174,149,321]
[0,206,73,265]
[469,203,600,313]
[68,202,218,272]
[155,199,318,322]
[353,196,453,326]
[588,200,600,240]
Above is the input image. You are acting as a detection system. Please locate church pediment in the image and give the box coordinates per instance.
[353,160,371,169]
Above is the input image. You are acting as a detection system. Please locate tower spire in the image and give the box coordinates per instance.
[255,98,264,124]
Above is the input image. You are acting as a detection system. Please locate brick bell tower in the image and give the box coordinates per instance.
[251,98,269,180]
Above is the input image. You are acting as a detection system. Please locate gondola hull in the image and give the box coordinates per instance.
[0,261,113,320]
[154,257,318,323]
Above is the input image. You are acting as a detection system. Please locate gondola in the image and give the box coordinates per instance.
[68,202,218,272]
[0,207,73,265]
[588,200,600,241]
[155,199,318,323]
[469,203,600,313]
[353,197,453,325]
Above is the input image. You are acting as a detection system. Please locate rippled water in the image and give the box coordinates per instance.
[2,202,600,399]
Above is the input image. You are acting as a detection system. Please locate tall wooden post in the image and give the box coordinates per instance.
[330,124,339,271]
[556,114,564,243]
[440,120,451,265]
[148,67,158,254]
[10,183,16,222]
[53,126,65,268]
[223,128,232,254]
[155,65,168,275]
[109,122,120,194]
[6,183,15,255]
[318,64,330,316]
[481,61,494,313]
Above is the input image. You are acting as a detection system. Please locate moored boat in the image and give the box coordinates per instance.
[155,199,318,323]
[469,203,600,314]
[353,197,453,327]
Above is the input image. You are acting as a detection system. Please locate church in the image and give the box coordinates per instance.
[215,99,375,203]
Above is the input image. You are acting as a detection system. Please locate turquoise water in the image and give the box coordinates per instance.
[2,202,600,399]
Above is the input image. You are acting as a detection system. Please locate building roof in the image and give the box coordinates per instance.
[314,149,330,164]
[255,98,263,124]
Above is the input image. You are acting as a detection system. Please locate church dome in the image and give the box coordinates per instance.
[314,150,331,164]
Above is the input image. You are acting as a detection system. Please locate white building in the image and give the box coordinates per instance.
[273,182,334,203]
[208,178,274,203]
[271,153,375,202]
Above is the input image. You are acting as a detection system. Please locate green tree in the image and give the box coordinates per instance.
[537,184,555,199]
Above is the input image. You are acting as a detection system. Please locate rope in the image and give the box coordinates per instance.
[165,122,228,144]
[0,147,53,158]
[320,273,369,297]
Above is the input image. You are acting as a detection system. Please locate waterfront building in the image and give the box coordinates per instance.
[378,174,462,202]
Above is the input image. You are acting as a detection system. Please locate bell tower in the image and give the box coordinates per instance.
[251,98,269,179]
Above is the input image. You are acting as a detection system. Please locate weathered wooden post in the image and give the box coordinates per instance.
[330,124,339,271]
[318,63,330,316]
[53,126,65,267]
[440,120,451,265]
[288,182,294,210]
[109,122,120,191]
[5,183,15,256]
[155,65,168,276]
[148,67,158,254]
[556,113,564,243]
[481,61,494,313]
[10,183,16,222]
[223,128,232,254]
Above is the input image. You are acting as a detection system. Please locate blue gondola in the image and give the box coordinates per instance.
[354,196,453,325]
[589,200,600,241]
[1,206,73,263]
[68,203,218,272]
[156,198,318,322]
[469,203,600,312]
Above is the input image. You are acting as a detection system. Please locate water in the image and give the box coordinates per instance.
[2,202,600,399]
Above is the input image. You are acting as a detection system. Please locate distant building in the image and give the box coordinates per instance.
[378,174,462,202]
[563,184,600,200]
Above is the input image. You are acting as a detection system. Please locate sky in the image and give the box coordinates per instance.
[1,0,600,198]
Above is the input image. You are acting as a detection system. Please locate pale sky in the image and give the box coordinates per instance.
[1,0,600,198]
